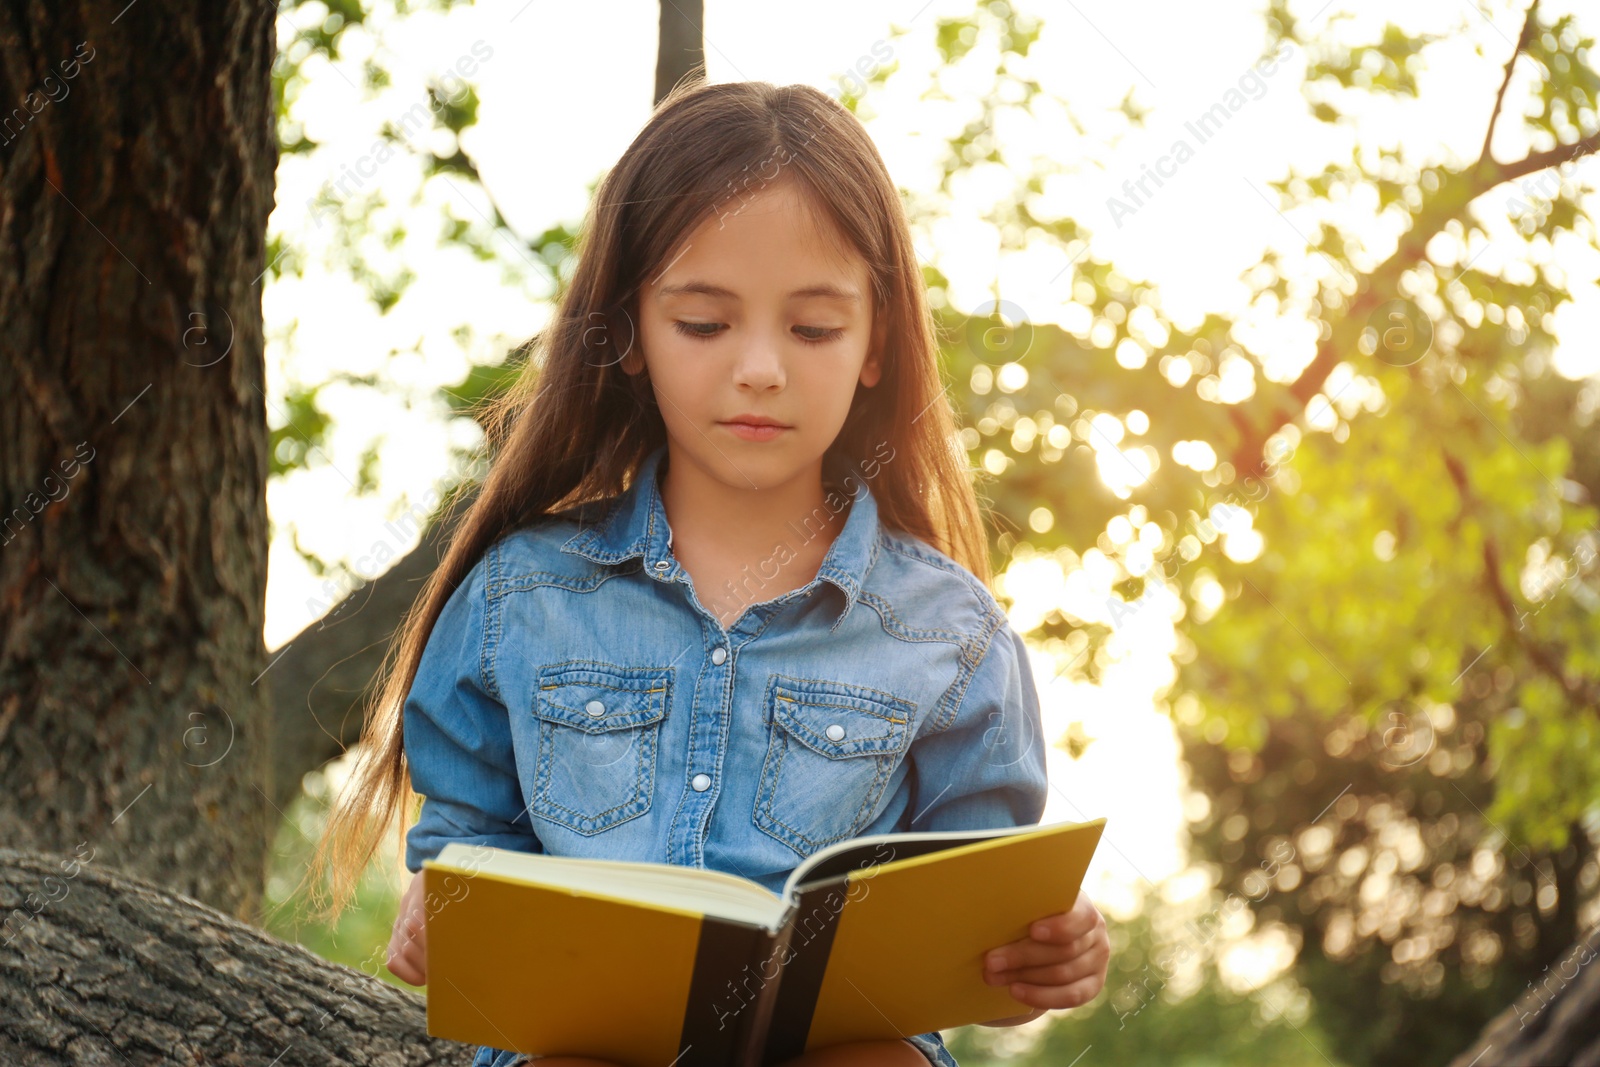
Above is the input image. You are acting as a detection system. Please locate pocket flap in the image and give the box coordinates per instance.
[536,664,670,734]
[771,676,914,758]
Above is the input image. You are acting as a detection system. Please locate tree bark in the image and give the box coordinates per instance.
[1448,924,1600,1067]
[0,849,471,1065]
[0,1,278,919]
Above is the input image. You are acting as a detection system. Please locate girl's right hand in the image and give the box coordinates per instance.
[386,870,428,985]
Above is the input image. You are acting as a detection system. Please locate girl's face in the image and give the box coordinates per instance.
[625,179,882,492]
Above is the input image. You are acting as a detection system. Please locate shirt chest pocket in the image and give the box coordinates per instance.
[530,663,671,835]
[753,675,915,857]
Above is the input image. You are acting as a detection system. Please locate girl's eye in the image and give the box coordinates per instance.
[671,322,845,345]
[794,326,845,345]
[673,321,723,340]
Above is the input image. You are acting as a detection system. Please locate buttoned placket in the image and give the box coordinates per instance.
[649,517,829,869]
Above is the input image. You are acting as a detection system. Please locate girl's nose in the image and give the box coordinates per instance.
[730,333,787,390]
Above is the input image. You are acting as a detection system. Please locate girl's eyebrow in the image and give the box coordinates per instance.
[656,281,861,303]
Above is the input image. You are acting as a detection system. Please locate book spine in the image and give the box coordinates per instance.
[678,916,773,1066]
[732,920,796,1066]
[758,877,851,1065]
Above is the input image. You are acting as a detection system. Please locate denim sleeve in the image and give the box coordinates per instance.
[906,613,1049,834]
[403,545,542,873]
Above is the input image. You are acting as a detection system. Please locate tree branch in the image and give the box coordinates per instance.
[1448,921,1600,1066]
[265,483,477,816]
[1478,0,1541,167]
[1227,101,1597,479]
[1440,449,1600,709]
[0,850,472,1064]
[1488,127,1600,186]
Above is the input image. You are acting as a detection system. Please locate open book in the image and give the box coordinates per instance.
[422,816,1106,1066]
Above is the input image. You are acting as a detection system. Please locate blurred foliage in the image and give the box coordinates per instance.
[267,382,335,478]
[260,0,1600,1064]
[264,0,574,582]
[909,3,1599,1064]
[1180,693,1592,1067]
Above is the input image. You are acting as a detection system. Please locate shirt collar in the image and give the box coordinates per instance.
[560,443,880,627]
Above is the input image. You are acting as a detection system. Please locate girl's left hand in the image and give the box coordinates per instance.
[977,890,1109,1026]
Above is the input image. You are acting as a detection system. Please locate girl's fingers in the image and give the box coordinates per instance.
[1004,972,1106,1010]
[984,937,1062,972]
[1028,896,1103,944]
[384,940,412,979]
[388,910,427,970]
[984,921,1105,973]
[980,1007,1047,1027]
[1058,924,1105,964]
[985,896,1104,974]
[985,949,1106,990]
[984,911,1111,993]
[386,872,431,986]
[391,958,425,985]
[386,944,407,973]
[388,932,428,985]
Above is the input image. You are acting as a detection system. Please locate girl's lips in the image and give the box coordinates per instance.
[720,421,789,441]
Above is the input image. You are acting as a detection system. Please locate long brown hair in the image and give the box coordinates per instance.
[305,77,995,921]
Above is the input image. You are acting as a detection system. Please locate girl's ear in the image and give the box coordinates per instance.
[859,304,886,388]
[619,315,646,376]
[616,299,645,376]
[859,350,882,389]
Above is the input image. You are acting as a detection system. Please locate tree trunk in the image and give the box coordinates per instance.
[1447,923,1600,1066]
[0,1,278,919]
[654,0,705,105]
[0,849,471,1065]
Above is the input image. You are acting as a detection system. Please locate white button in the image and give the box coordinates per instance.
[825,723,846,741]
[691,773,711,791]
[711,647,727,665]
[585,699,605,716]
[654,560,670,570]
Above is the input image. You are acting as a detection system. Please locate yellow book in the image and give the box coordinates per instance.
[423,816,1106,1066]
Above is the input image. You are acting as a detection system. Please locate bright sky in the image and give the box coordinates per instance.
[263,0,1599,958]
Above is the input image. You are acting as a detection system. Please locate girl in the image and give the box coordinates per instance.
[310,79,1109,1067]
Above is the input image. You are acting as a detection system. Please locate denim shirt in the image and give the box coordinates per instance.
[405,442,1048,1067]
